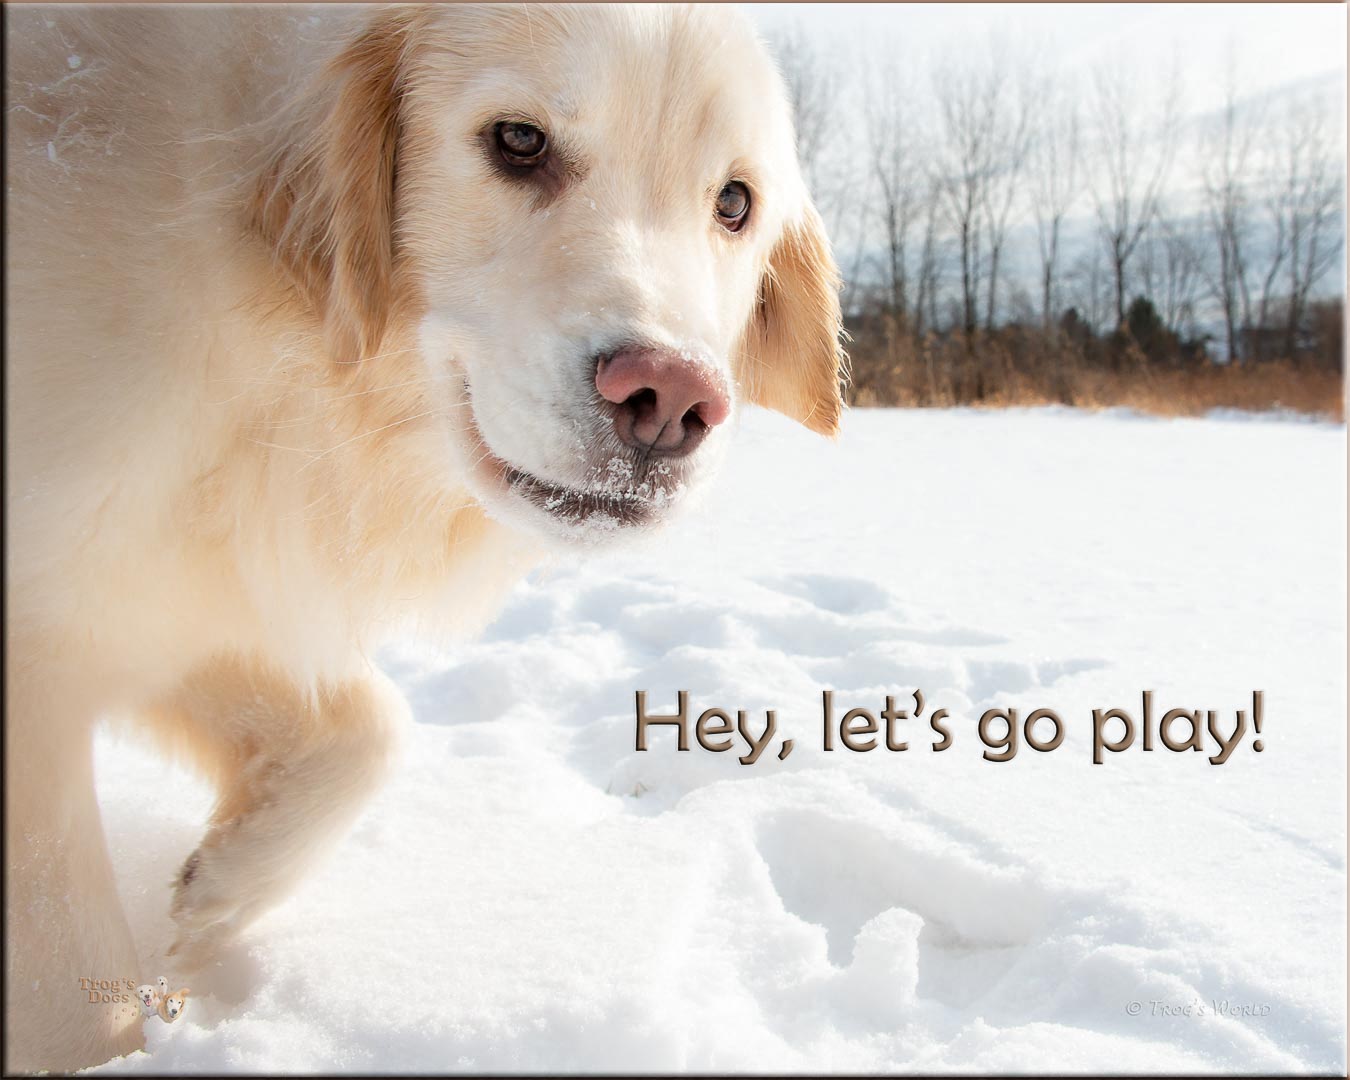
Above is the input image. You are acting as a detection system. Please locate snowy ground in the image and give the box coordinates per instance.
[90,406,1346,1074]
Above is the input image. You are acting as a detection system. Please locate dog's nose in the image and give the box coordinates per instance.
[594,346,731,455]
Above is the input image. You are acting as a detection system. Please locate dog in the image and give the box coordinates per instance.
[134,985,161,1019]
[157,989,191,1024]
[5,4,844,1070]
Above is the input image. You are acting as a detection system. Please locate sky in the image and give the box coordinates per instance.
[745,3,1347,120]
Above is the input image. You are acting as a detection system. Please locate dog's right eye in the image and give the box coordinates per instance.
[494,121,548,167]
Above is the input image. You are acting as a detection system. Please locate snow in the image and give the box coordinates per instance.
[89,406,1346,1073]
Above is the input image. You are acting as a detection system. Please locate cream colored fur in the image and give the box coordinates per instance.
[5,4,844,1071]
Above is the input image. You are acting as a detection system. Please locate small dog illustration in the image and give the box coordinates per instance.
[157,988,191,1023]
[134,985,160,1018]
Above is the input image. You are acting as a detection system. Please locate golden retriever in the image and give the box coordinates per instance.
[5,4,843,1070]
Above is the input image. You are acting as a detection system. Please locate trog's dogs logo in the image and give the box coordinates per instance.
[136,975,192,1023]
[83,975,191,1024]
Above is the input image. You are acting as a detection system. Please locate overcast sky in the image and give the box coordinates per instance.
[744,3,1347,119]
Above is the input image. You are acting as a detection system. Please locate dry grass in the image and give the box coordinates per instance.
[846,329,1346,422]
[1047,362,1345,421]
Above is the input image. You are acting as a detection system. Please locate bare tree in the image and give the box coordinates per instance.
[1252,114,1293,348]
[1066,243,1114,338]
[768,21,837,196]
[1028,74,1083,335]
[932,57,997,336]
[1089,60,1181,328]
[930,40,1033,337]
[1197,66,1343,364]
[768,23,873,318]
[835,195,874,318]
[864,48,930,331]
[913,177,944,336]
[1198,60,1260,363]
[978,53,1033,330]
[1140,209,1205,340]
[1273,96,1344,360]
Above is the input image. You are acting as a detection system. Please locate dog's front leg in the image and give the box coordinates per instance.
[157,655,406,970]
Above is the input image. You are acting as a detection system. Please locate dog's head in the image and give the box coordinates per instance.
[136,984,158,1008]
[255,5,844,541]
[162,992,188,1021]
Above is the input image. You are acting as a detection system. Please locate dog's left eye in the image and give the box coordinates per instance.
[715,181,751,232]
[495,121,548,167]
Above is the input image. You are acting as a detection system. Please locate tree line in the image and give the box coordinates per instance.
[770,26,1345,412]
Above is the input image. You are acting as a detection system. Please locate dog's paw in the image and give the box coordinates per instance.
[167,848,245,970]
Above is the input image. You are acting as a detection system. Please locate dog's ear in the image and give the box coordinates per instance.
[251,10,420,365]
[739,202,847,436]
